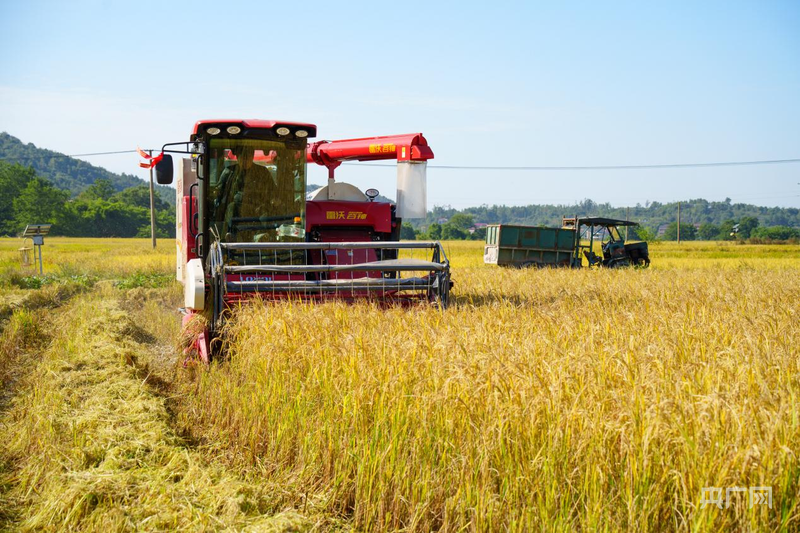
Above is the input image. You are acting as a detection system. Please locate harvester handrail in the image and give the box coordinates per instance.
[219,241,443,251]
[225,258,447,273]
[206,239,451,313]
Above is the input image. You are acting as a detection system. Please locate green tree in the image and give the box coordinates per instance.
[0,161,36,234]
[471,226,487,241]
[697,222,720,241]
[80,178,115,201]
[12,177,69,232]
[112,184,169,210]
[631,225,656,242]
[447,213,474,231]
[427,223,442,239]
[662,222,697,241]
[737,216,759,239]
[751,226,800,241]
[441,223,468,240]
[400,222,417,240]
[156,209,175,238]
[68,200,149,238]
[718,220,737,240]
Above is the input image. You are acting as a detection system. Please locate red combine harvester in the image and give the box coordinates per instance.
[141,119,450,362]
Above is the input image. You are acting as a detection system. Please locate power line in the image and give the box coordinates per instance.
[1,149,146,161]
[5,148,800,171]
[68,149,139,157]
[426,191,800,203]
[346,157,800,171]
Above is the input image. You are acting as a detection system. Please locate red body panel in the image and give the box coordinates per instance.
[310,247,380,281]
[217,201,394,308]
[306,201,394,283]
[182,196,198,262]
[306,200,393,234]
[225,273,305,284]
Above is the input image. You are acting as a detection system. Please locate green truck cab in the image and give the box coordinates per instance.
[484,217,650,268]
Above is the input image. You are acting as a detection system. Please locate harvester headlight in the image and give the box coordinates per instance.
[276,127,290,136]
[295,129,308,138]
[207,127,221,135]
[226,126,242,134]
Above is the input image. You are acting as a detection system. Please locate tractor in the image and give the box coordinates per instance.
[141,119,450,362]
[561,216,650,267]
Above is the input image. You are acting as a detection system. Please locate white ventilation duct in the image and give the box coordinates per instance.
[396,161,427,219]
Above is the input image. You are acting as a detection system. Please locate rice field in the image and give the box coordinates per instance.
[0,237,798,531]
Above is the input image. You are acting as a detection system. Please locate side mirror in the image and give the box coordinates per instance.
[155,155,174,185]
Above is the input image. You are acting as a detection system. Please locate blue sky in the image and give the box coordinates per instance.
[1,1,799,208]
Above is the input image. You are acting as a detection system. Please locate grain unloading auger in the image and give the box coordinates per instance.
[140,120,451,362]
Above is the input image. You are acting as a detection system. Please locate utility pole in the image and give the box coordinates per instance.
[148,149,157,249]
[625,207,629,241]
[677,201,681,244]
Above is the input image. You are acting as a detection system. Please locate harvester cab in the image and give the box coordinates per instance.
[141,120,450,362]
[562,217,650,268]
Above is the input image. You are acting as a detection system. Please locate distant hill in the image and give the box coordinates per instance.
[0,132,174,203]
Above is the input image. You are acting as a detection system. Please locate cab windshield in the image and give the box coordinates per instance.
[207,138,306,242]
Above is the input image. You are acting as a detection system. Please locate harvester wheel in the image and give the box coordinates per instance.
[429,272,450,309]
[633,257,651,268]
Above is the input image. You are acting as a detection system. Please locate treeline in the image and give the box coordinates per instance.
[418,198,800,229]
[0,160,174,237]
[404,198,800,241]
[401,214,484,241]
[658,218,799,242]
